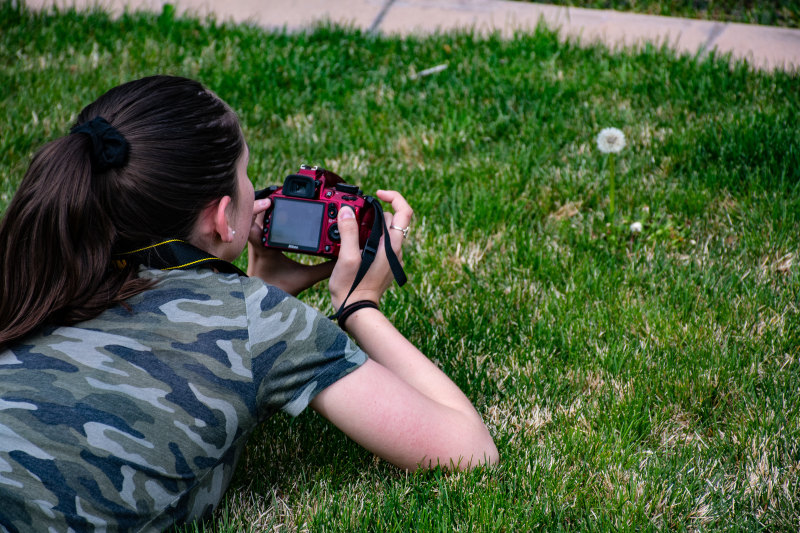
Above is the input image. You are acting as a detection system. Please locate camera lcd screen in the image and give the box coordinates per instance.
[268,197,324,251]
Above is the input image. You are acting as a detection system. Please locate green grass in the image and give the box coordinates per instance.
[518,0,800,28]
[2,2,800,530]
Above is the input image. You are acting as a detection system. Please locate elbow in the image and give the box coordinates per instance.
[461,413,499,469]
[481,436,500,468]
[418,421,499,472]
[433,442,499,472]
[459,424,499,470]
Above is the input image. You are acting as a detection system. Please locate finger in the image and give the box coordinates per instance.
[376,189,413,231]
[383,211,406,257]
[377,190,412,245]
[252,198,271,224]
[337,206,361,267]
[248,198,271,238]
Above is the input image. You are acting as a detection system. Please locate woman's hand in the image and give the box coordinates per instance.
[329,190,412,310]
[247,197,335,295]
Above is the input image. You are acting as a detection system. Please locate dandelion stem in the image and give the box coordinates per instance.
[608,153,616,218]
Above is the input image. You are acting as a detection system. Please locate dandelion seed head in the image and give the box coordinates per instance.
[630,221,643,234]
[597,127,626,154]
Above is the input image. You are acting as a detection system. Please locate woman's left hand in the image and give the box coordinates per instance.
[246,198,335,295]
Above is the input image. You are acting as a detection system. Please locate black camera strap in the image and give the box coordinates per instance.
[114,239,247,276]
[329,196,407,320]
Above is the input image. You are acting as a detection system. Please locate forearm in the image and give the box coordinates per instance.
[246,243,334,296]
[316,307,498,469]
[343,307,485,426]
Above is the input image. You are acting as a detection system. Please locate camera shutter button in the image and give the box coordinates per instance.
[328,223,341,242]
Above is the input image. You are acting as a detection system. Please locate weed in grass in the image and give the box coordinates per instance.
[596,126,627,218]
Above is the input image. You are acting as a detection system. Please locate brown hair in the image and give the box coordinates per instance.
[0,75,244,348]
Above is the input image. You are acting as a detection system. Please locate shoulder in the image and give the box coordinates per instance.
[140,267,293,314]
[137,268,343,353]
[235,274,344,353]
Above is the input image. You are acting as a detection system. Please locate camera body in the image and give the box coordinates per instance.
[258,165,374,257]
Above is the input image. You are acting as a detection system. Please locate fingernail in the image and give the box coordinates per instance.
[340,207,355,220]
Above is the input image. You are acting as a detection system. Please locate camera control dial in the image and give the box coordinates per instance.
[328,223,341,242]
[335,183,359,195]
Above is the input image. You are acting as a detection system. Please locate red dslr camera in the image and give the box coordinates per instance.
[256,165,375,257]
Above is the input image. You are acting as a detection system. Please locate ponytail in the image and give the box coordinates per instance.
[0,75,243,349]
[0,134,151,348]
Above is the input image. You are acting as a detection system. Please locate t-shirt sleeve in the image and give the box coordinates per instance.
[239,276,367,418]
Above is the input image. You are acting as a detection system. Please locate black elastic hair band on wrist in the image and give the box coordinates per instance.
[337,300,379,330]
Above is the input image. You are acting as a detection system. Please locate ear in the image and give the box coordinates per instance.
[213,195,235,242]
[195,196,235,245]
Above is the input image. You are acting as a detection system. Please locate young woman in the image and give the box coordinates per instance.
[0,75,497,532]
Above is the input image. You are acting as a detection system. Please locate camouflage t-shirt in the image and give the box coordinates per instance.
[0,268,367,532]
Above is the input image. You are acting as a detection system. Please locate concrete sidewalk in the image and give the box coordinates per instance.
[28,0,800,71]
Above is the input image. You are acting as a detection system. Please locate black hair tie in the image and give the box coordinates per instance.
[70,116,129,172]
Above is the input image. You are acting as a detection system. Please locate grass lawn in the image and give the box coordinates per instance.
[2,2,799,530]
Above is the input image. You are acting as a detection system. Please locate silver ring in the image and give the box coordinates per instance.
[390,224,409,238]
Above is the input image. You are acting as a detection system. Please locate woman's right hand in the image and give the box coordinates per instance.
[329,190,412,311]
